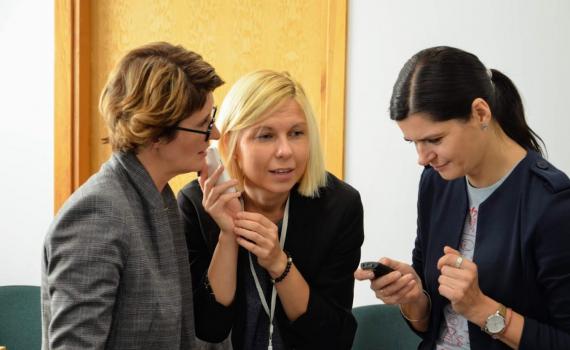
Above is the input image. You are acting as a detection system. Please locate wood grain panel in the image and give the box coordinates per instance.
[54,0,92,212]
[321,0,347,179]
[57,0,347,202]
[73,0,91,190]
[54,0,73,212]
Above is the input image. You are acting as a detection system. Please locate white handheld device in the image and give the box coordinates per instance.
[205,147,237,193]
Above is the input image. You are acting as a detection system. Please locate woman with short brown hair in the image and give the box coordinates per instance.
[42,41,223,349]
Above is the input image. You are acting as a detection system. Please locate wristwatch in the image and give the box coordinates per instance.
[482,303,507,338]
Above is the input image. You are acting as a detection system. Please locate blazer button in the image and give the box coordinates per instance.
[536,160,549,170]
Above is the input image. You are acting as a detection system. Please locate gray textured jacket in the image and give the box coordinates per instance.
[42,151,196,349]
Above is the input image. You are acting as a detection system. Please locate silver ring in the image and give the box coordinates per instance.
[454,256,463,269]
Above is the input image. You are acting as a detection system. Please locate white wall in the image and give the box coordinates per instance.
[346,0,570,307]
[0,1,54,285]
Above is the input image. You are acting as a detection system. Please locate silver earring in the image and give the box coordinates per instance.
[481,123,488,130]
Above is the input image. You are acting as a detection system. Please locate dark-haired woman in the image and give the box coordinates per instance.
[355,46,570,349]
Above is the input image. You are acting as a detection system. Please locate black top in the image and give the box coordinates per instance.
[178,172,364,349]
[411,151,570,350]
[242,240,287,350]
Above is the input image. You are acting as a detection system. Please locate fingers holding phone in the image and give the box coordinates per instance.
[360,261,395,279]
[354,258,399,281]
[356,258,423,305]
[200,147,242,233]
[204,147,237,192]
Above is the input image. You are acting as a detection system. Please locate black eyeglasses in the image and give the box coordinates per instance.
[174,106,217,141]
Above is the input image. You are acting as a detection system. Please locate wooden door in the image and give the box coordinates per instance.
[55,0,347,211]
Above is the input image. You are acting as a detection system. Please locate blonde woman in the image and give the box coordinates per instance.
[178,70,364,349]
[42,42,223,349]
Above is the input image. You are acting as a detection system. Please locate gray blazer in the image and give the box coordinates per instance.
[42,152,196,349]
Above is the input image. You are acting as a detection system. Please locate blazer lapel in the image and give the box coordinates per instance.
[283,189,318,277]
[433,178,469,253]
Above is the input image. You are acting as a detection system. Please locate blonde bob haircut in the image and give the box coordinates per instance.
[99,42,223,153]
[218,70,327,198]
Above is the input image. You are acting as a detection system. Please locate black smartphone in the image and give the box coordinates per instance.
[360,261,395,279]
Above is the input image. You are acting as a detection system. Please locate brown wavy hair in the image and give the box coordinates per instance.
[99,42,223,152]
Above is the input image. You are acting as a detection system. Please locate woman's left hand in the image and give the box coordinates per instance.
[437,246,487,320]
[234,211,287,278]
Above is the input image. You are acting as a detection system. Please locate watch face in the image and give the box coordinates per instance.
[487,314,506,333]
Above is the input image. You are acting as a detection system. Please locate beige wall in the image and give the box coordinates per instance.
[55,0,348,209]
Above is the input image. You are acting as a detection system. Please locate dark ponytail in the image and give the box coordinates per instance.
[489,69,544,155]
[390,46,545,156]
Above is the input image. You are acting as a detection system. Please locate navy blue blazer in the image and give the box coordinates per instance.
[178,173,364,349]
[412,151,570,350]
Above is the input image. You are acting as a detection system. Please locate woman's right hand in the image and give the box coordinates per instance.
[356,258,430,330]
[354,257,424,306]
[199,163,242,233]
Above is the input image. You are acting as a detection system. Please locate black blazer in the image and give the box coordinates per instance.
[412,151,570,350]
[178,172,364,349]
